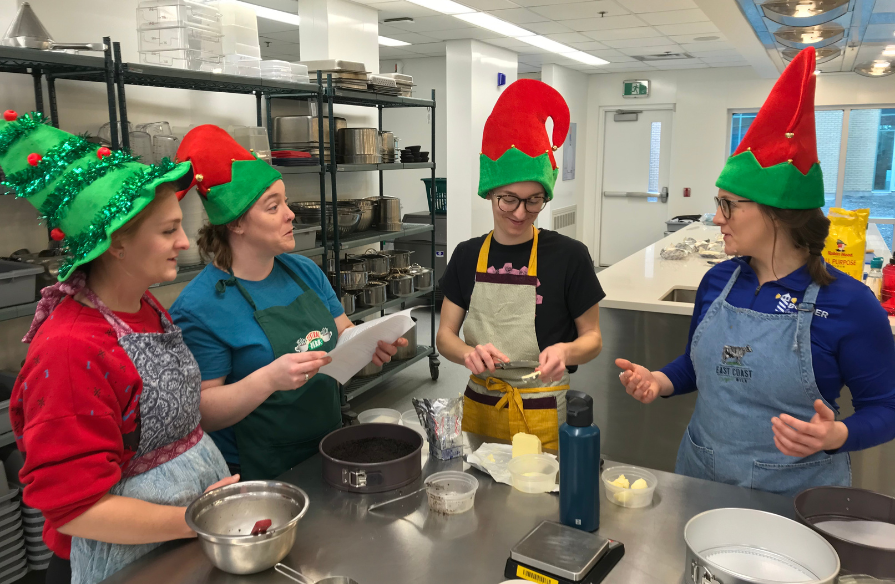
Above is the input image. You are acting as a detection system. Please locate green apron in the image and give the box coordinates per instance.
[228,258,341,480]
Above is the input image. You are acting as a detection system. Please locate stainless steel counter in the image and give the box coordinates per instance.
[102,435,794,584]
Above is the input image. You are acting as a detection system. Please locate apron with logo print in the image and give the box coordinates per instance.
[676,265,850,498]
[461,228,569,450]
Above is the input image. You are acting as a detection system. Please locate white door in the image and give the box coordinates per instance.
[599,109,673,266]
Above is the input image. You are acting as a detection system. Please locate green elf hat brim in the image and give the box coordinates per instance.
[203,157,283,225]
[478,147,558,200]
[715,150,825,210]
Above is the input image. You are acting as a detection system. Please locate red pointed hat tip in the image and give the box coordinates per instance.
[27,153,42,166]
[50,228,65,241]
[97,147,112,159]
[3,110,17,122]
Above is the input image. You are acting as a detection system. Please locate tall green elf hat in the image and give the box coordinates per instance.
[716,47,824,209]
[175,125,282,225]
[0,110,193,281]
[478,79,570,201]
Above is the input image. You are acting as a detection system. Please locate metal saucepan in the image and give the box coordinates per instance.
[395,317,417,360]
[340,199,377,232]
[326,257,366,273]
[329,270,368,291]
[319,423,423,493]
[386,273,414,298]
[340,292,355,316]
[352,249,390,276]
[358,281,387,307]
[338,128,380,157]
[368,196,401,231]
[408,264,433,291]
[381,249,414,270]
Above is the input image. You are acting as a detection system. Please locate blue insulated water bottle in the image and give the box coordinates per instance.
[559,390,600,531]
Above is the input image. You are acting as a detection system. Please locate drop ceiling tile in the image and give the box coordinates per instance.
[523,21,576,34]
[568,40,610,50]
[616,0,696,12]
[707,61,750,68]
[457,0,520,9]
[618,44,683,56]
[406,41,448,54]
[482,37,535,49]
[598,61,656,70]
[529,1,630,20]
[654,21,718,35]
[517,45,556,55]
[559,14,646,31]
[602,36,674,48]
[352,0,389,4]
[544,32,595,43]
[373,1,443,19]
[668,32,726,44]
[519,62,541,73]
[378,46,418,58]
[638,9,708,26]
[388,15,468,31]
[678,41,734,53]
[649,60,707,69]
[377,23,407,36]
[584,49,637,62]
[426,27,500,39]
[581,26,662,40]
[382,31,442,43]
[486,7,552,23]
[513,0,598,6]
[698,51,748,62]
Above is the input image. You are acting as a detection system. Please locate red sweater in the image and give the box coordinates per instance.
[10,295,168,559]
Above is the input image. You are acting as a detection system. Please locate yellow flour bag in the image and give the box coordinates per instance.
[823,208,869,280]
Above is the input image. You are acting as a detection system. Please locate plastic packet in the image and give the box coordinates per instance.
[466,443,559,492]
[824,208,869,280]
[660,246,689,260]
[412,397,464,460]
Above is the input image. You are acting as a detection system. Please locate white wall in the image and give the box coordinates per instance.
[541,64,588,241]
[445,39,517,256]
[379,57,447,216]
[583,67,895,262]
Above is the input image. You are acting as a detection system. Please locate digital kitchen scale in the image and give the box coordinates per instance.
[505,521,625,584]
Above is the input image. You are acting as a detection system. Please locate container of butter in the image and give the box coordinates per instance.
[601,465,657,508]
[508,454,559,494]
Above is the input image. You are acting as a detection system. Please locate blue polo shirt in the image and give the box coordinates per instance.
[661,256,895,453]
[170,254,343,465]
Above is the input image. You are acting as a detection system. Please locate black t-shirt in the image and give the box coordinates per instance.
[439,229,605,372]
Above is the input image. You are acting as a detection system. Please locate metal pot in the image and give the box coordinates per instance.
[370,196,402,231]
[340,292,356,316]
[319,423,423,493]
[272,115,346,147]
[326,257,367,273]
[387,273,414,298]
[382,249,414,270]
[359,281,387,307]
[338,128,380,163]
[395,317,417,360]
[354,250,390,276]
[329,270,368,291]
[379,131,395,162]
[408,264,433,291]
[354,360,383,378]
[795,486,895,578]
[185,481,309,575]
[684,508,840,584]
[341,199,377,232]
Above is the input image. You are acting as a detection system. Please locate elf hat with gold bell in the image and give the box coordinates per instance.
[715,47,824,209]
[0,110,193,281]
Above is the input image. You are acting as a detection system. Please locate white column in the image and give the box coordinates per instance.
[298,0,379,73]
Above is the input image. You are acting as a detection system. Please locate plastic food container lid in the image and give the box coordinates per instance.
[601,465,658,509]
[507,454,559,494]
[357,408,401,425]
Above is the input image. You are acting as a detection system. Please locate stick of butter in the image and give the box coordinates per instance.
[512,433,542,458]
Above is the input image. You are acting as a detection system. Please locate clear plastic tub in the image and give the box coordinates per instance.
[290,63,309,77]
[261,59,292,71]
[139,49,223,70]
[215,0,258,29]
[221,24,259,54]
[137,0,222,31]
[138,26,222,55]
[602,465,657,508]
[425,471,478,515]
[507,454,559,493]
[357,408,401,425]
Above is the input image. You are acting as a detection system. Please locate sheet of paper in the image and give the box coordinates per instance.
[319,309,416,384]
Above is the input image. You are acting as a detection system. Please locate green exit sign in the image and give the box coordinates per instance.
[623,79,649,98]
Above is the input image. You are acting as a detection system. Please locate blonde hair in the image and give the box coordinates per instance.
[112,182,178,246]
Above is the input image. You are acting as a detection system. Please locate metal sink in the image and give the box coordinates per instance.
[660,287,697,303]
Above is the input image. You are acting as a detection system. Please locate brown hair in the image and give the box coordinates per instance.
[759,205,835,286]
[197,222,235,272]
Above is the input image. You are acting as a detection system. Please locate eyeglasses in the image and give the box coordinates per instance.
[495,194,547,213]
[714,196,755,219]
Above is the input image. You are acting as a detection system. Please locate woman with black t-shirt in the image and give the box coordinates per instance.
[436,80,604,450]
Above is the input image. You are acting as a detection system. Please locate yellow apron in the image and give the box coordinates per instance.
[461,228,570,450]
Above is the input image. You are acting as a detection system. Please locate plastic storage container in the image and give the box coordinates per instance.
[222,54,261,76]
[139,49,222,70]
[0,261,43,309]
[221,24,259,55]
[137,0,222,31]
[425,471,478,515]
[292,226,319,251]
[507,454,559,494]
[601,465,657,509]
[137,25,223,55]
[560,390,601,531]
[357,408,401,424]
[215,0,258,29]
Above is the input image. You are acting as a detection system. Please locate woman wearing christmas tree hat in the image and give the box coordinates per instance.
[0,111,235,584]
[617,47,895,497]
[436,80,605,450]
[169,125,405,481]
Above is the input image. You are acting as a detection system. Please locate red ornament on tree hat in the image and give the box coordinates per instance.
[3,110,17,122]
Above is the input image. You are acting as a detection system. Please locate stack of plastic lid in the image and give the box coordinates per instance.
[21,504,50,573]
[217,0,262,77]
[291,63,310,84]
[136,0,224,70]
[260,60,294,81]
[0,462,26,584]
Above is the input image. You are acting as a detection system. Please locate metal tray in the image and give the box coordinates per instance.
[297,60,366,73]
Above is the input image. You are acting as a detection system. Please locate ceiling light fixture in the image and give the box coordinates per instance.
[406,0,475,15]
[518,35,574,53]
[564,50,609,65]
[454,12,533,37]
[237,1,300,26]
[379,36,411,46]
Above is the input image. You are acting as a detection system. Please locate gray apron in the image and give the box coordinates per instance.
[676,266,850,497]
[461,228,569,450]
[69,291,229,584]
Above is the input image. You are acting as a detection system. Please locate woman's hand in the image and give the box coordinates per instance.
[264,351,332,392]
[204,474,240,493]
[372,338,407,366]
[615,358,665,404]
[772,400,848,457]
[536,344,569,384]
[463,344,510,375]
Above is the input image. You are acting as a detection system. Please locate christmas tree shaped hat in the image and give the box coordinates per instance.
[0,110,193,281]
[716,46,824,209]
[478,79,570,200]
[175,124,282,225]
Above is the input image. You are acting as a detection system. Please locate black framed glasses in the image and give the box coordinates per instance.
[495,194,547,213]
[714,196,755,219]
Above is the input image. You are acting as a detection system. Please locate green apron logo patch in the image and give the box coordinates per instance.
[295,327,332,352]
[717,345,753,383]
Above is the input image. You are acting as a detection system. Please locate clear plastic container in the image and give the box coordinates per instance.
[232,126,271,162]
[137,0,222,31]
[425,471,478,515]
[601,465,657,509]
[507,454,559,494]
[138,26,223,55]
[261,59,293,71]
[221,24,259,54]
[222,53,261,76]
[290,63,309,77]
[401,410,426,438]
[214,0,258,29]
[139,49,222,70]
[357,408,401,424]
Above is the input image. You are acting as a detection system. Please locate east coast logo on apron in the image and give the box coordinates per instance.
[295,327,332,352]
[716,345,753,383]
[775,292,798,314]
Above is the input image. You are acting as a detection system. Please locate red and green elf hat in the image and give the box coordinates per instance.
[0,110,193,281]
[175,125,282,225]
[716,47,824,209]
[478,79,570,201]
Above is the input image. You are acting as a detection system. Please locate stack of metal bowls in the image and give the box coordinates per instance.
[340,199,377,232]
[290,201,361,238]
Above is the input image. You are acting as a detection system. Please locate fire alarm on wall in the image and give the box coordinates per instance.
[684,187,691,198]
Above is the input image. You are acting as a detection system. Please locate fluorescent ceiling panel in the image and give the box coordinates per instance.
[406,0,476,15]
[239,1,301,25]
[518,34,577,52]
[379,35,412,46]
[454,12,535,36]
[564,50,609,65]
